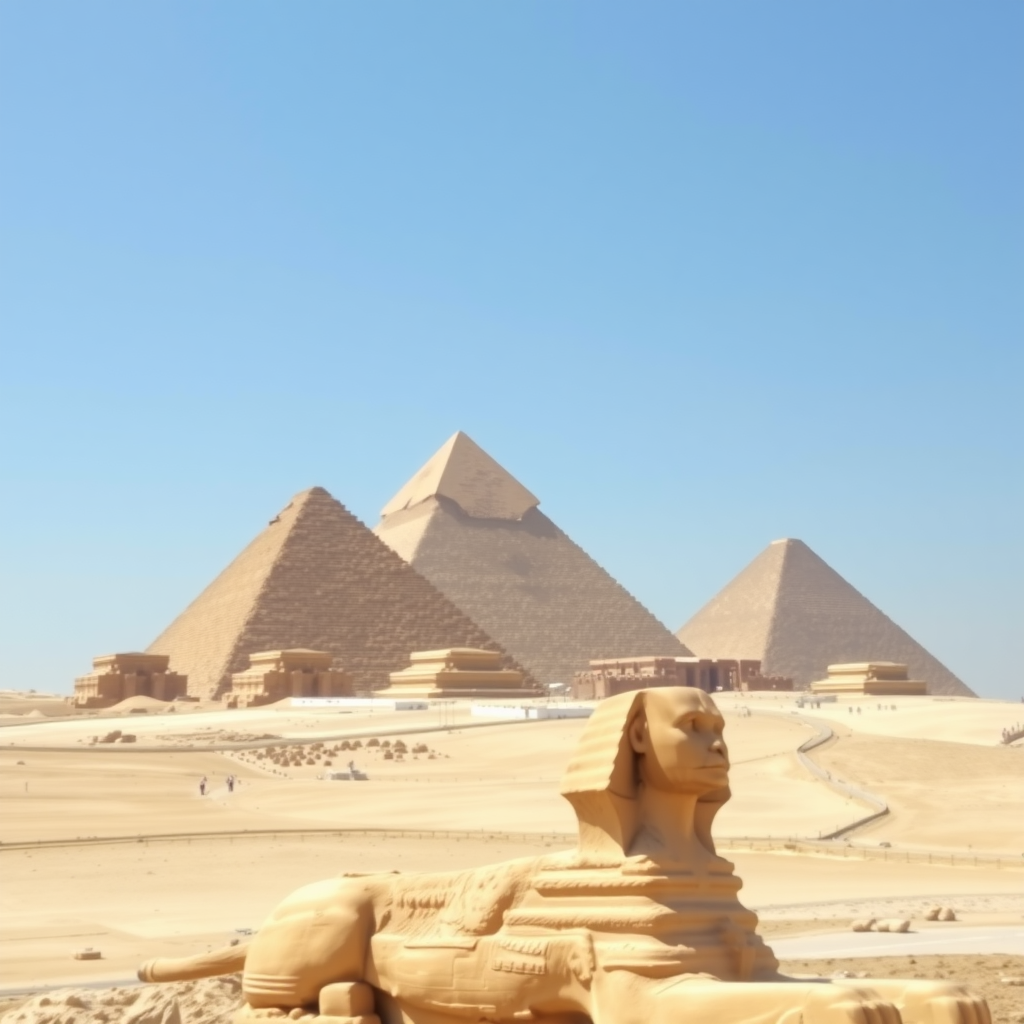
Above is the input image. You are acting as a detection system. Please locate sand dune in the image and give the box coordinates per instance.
[0,712,863,843]
[714,691,1021,747]
[814,733,1024,854]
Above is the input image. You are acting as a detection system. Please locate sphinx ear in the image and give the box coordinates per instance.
[628,708,648,754]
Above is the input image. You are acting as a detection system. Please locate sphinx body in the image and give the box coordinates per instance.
[235,846,776,1022]
[139,688,990,1024]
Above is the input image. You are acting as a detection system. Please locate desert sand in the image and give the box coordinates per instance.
[6,957,1022,1024]
[2,692,1022,1016]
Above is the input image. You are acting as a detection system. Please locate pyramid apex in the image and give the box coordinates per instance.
[265,486,339,525]
[280,485,333,506]
[381,432,539,521]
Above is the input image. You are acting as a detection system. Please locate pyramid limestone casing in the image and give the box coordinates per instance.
[676,538,973,697]
[382,431,539,521]
[375,433,691,685]
[147,487,531,698]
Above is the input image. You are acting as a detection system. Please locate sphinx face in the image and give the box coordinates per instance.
[629,687,730,795]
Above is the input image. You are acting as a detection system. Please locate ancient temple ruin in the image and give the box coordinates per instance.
[571,655,791,700]
[382,647,543,700]
[73,653,187,708]
[810,662,927,696]
[226,649,353,708]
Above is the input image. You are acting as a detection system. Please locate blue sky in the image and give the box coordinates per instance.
[1,2,1021,699]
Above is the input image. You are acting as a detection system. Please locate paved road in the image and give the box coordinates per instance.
[773,925,1024,958]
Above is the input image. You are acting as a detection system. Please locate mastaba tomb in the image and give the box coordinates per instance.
[73,653,187,708]
[226,649,354,708]
[677,538,974,696]
[571,656,792,700]
[146,487,532,699]
[374,431,692,685]
[810,662,928,696]
[381,647,543,700]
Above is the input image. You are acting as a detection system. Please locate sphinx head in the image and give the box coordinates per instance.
[628,686,730,796]
[560,686,731,858]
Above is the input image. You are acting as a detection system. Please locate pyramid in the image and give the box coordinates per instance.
[146,487,532,698]
[373,432,692,685]
[676,538,974,697]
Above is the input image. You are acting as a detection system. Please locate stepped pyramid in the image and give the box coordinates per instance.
[374,432,692,685]
[147,487,531,698]
[676,538,974,696]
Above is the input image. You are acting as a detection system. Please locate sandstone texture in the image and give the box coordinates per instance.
[1,977,241,1024]
[147,487,529,698]
[677,538,974,696]
[375,432,690,685]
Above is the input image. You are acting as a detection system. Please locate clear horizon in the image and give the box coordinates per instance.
[1,3,1020,699]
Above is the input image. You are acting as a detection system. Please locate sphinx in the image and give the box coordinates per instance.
[139,687,990,1024]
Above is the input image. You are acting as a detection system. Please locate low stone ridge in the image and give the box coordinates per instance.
[0,976,242,1024]
[147,487,531,698]
[375,432,691,685]
[677,538,974,696]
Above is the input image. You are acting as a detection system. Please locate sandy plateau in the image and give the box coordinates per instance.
[1,690,1022,1021]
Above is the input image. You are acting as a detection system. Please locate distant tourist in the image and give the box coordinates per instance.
[227,775,235,793]
[199,776,207,796]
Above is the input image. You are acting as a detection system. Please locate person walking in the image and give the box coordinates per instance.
[199,775,207,796]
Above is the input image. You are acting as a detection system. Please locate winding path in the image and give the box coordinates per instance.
[746,709,889,840]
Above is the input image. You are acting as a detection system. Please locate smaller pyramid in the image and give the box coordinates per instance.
[147,487,531,697]
[375,433,691,684]
[676,539,974,697]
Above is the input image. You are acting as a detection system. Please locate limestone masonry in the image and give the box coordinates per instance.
[571,655,792,700]
[677,538,973,697]
[374,431,691,685]
[146,487,533,698]
[810,662,928,696]
[382,647,543,700]
[73,653,187,708]
[226,649,354,708]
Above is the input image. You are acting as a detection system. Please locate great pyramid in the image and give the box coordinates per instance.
[373,432,692,685]
[147,486,531,698]
[676,538,974,697]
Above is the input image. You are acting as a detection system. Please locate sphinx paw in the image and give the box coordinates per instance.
[799,987,902,1024]
[910,993,991,1024]
[317,982,379,1024]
